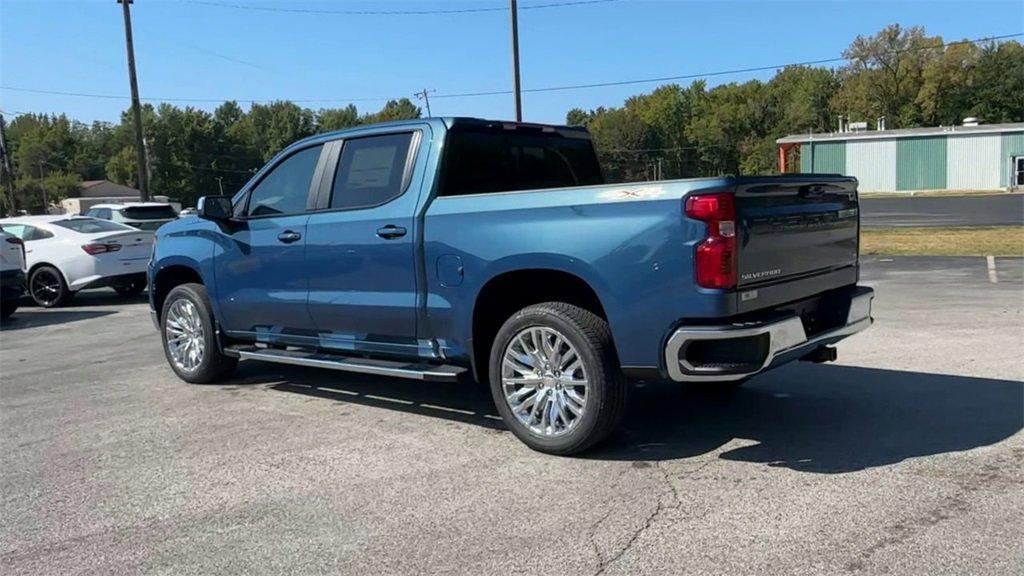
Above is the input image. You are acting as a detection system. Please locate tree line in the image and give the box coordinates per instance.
[1,25,1021,213]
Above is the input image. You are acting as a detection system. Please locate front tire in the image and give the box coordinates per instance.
[488,302,628,455]
[161,283,237,383]
[29,266,70,308]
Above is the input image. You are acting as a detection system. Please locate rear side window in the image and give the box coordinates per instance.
[1,224,53,241]
[437,127,604,197]
[247,144,323,217]
[330,133,414,210]
[122,206,177,220]
[54,218,133,234]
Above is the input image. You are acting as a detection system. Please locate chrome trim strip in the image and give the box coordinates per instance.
[664,291,873,382]
[236,349,464,382]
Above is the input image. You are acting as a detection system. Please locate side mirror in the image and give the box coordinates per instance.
[197,196,233,221]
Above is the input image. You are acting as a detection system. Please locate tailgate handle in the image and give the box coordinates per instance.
[799,185,826,198]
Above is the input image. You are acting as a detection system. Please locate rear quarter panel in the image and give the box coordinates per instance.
[423,178,734,368]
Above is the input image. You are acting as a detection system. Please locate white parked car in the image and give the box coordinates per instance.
[0,216,153,307]
[0,229,27,319]
[82,202,178,231]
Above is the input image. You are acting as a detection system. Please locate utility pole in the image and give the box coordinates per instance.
[414,88,433,117]
[509,0,522,121]
[216,176,224,195]
[38,162,48,213]
[118,0,151,201]
[0,114,17,215]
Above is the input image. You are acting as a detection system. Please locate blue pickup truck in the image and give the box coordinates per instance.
[149,118,873,454]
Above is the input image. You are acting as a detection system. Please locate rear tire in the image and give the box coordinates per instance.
[488,302,628,455]
[160,283,237,384]
[29,266,70,308]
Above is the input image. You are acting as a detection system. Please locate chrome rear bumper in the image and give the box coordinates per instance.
[664,288,873,382]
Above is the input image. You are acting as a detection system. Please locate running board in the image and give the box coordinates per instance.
[227,346,467,382]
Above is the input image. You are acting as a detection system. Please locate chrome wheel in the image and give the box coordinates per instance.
[501,326,588,437]
[30,269,62,306]
[165,298,205,372]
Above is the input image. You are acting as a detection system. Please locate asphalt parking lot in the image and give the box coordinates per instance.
[2,256,1022,576]
[860,193,1024,228]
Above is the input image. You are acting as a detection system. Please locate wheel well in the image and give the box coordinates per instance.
[152,265,203,319]
[27,263,67,286]
[471,269,608,382]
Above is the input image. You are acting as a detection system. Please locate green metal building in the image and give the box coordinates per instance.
[777,122,1024,193]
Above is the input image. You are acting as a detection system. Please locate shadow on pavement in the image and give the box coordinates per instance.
[600,363,1023,472]
[0,308,118,330]
[229,360,1022,473]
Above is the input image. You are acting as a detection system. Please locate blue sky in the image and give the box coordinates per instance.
[1,0,1021,125]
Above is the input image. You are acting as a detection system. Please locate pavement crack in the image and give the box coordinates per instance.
[592,459,712,575]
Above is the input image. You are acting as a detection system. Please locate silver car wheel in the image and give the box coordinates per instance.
[501,326,588,437]
[165,298,205,372]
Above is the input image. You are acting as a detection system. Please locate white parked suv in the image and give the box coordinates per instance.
[0,216,154,307]
[82,202,178,231]
[0,229,27,319]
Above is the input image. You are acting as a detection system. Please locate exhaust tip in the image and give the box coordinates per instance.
[800,345,837,364]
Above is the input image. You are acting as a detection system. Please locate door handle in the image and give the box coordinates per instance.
[376,225,407,240]
[277,230,302,243]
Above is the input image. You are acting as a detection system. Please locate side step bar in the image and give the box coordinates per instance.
[225,346,467,383]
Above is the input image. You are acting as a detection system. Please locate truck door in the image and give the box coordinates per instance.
[215,143,326,341]
[304,128,429,358]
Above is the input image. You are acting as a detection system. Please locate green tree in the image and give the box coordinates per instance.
[969,41,1024,123]
[318,105,360,131]
[833,24,943,127]
[361,98,421,124]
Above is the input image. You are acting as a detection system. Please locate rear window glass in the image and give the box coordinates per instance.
[54,218,134,234]
[437,126,604,197]
[121,206,177,219]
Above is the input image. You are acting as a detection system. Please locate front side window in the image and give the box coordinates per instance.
[247,145,323,217]
[330,133,413,210]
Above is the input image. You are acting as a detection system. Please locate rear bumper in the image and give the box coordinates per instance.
[664,286,873,382]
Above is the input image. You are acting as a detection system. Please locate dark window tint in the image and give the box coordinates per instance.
[247,145,323,217]
[54,218,133,234]
[122,206,177,219]
[3,224,54,241]
[437,126,603,197]
[330,133,414,210]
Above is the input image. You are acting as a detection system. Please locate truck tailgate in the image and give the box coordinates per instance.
[735,177,859,288]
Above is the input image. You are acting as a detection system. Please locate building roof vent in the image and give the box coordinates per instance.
[962,117,980,127]
[849,121,868,132]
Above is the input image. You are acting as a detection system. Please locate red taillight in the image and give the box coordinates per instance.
[81,243,122,255]
[685,192,737,289]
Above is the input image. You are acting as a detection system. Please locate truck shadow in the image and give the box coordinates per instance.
[236,361,1023,474]
[600,363,1023,472]
[0,309,117,330]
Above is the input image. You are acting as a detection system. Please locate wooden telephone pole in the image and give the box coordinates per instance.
[510,0,522,121]
[118,0,151,201]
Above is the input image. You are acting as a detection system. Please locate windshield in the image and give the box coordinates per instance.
[53,218,134,234]
[121,206,177,220]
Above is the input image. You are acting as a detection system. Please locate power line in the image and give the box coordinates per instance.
[185,0,619,16]
[2,32,1020,107]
